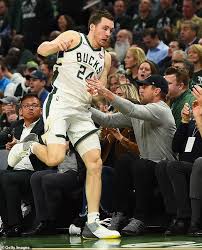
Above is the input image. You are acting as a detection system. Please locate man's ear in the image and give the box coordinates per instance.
[154,87,161,95]
[90,24,94,31]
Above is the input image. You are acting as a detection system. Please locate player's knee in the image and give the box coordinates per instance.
[46,154,65,167]
[86,157,102,176]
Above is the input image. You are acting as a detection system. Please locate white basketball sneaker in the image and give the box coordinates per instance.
[8,133,39,167]
[82,220,120,239]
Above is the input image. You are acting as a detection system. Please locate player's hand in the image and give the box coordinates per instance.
[86,78,106,95]
[53,38,73,51]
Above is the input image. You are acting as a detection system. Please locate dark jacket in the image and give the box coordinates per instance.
[0,117,50,171]
[172,120,202,163]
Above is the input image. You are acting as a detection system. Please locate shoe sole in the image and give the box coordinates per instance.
[82,234,121,239]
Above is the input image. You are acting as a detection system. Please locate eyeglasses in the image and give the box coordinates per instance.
[22,104,40,109]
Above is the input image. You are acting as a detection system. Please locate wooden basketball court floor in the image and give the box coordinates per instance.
[2,234,202,249]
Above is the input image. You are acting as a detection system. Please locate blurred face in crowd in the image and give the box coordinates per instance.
[180,24,196,43]
[58,15,68,32]
[2,103,16,115]
[96,101,109,113]
[137,62,152,80]
[115,30,131,62]
[139,0,151,13]
[20,97,41,122]
[0,0,7,16]
[168,41,180,57]
[29,78,45,94]
[108,76,120,93]
[160,0,172,9]
[187,47,200,64]
[124,50,137,69]
[115,86,126,98]
[172,51,185,65]
[143,35,158,49]
[165,74,181,98]
[182,0,195,19]
[139,85,157,104]
[113,0,125,16]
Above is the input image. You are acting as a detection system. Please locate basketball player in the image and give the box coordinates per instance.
[8,10,120,239]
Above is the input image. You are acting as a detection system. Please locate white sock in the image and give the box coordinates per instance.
[30,142,38,154]
[87,212,100,224]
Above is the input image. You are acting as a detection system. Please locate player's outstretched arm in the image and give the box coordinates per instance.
[37,30,80,57]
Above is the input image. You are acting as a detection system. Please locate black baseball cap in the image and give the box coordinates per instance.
[30,70,46,81]
[136,75,168,95]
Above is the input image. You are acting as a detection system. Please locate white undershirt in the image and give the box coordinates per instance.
[14,119,39,171]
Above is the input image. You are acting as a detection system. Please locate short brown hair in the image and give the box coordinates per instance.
[165,66,190,86]
[88,10,114,30]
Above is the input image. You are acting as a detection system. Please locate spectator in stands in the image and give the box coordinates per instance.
[171,50,188,65]
[130,0,156,46]
[187,44,202,86]
[165,67,195,127]
[172,59,195,81]
[4,47,21,73]
[137,60,159,81]
[156,0,182,43]
[29,70,49,105]
[114,29,133,64]
[159,40,185,74]
[10,0,54,53]
[143,28,169,65]
[112,0,132,39]
[22,143,85,236]
[0,96,18,133]
[0,94,49,237]
[0,60,12,96]
[180,20,199,49]
[108,52,120,75]
[87,74,176,235]
[176,0,202,37]
[39,59,54,92]
[10,34,34,65]
[13,61,38,99]
[107,73,122,95]
[124,46,146,86]
[156,99,202,236]
[0,0,11,56]
[188,85,202,236]
[57,14,75,32]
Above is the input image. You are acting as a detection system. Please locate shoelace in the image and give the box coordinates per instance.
[99,218,112,227]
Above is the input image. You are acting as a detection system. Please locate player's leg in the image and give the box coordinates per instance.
[8,117,68,168]
[31,143,67,167]
[75,133,120,239]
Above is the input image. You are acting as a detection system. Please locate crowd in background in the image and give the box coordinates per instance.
[0,0,202,239]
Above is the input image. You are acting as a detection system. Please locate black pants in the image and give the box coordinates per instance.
[30,169,81,222]
[113,152,157,220]
[190,157,202,200]
[0,169,33,227]
[156,160,192,218]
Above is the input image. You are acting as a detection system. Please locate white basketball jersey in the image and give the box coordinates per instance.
[53,33,105,104]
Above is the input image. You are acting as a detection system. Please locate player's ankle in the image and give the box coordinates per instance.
[87,212,100,224]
